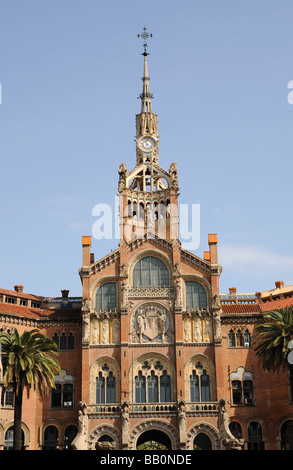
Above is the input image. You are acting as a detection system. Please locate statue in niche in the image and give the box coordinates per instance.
[121,282,128,307]
[92,318,99,344]
[184,318,191,342]
[214,312,221,339]
[82,315,90,343]
[102,319,109,344]
[194,316,202,342]
[178,400,186,444]
[175,279,181,305]
[112,318,119,344]
[118,163,127,192]
[204,317,212,342]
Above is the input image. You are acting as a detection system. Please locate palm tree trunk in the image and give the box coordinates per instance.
[13,382,23,450]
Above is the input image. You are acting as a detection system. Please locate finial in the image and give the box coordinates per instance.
[138,27,152,56]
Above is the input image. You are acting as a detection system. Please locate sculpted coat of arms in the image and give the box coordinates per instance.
[132,304,173,343]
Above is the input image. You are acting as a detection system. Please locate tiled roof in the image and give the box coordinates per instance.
[0,288,44,301]
[221,304,262,314]
[259,297,293,311]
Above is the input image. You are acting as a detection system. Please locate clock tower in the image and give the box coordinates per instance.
[118,30,180,243]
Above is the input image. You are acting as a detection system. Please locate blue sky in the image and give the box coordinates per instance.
[0,0,293,297]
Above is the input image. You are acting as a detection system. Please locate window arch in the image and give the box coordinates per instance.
[95,282,117,311]
[132,354,174,403]
[132,256,169,288]
[43,425,59,450]
[90,357,120,404]
[185,355,216,402]
[185,281,207,309]
[247,422,264,450]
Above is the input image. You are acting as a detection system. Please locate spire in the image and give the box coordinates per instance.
[138,28,153,113]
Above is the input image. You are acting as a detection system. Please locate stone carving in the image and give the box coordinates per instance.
[212,294,221,311]
[184,317,191,342]
[175,279,181,306]
[178,400,187,446]
[101,319,109,344]
[193,316,202,342]
[218,398,244,450]
[132,304,172,343]
[118,163,127,192]
[82,315,90,343]
[92,318,99,344]
[121,281,128,307]
[71,402,88,450]
[183,311,213,343]
[204,317,212,342]
[121,401,129,446]
[112,318,119,343]
[169,162,179,190]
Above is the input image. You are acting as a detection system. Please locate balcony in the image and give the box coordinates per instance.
[85,401,219,418]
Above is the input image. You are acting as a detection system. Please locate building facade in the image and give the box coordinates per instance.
[0,40,293,451]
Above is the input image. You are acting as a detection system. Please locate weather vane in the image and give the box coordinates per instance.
[138,27,152,55]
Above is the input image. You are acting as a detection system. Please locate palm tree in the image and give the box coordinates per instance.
[0,328,61,450]
[253,306,293,372]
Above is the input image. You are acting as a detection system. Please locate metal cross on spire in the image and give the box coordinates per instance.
[138,27,153,56]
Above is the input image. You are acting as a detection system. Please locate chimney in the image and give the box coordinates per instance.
[275,281,285,289]
[14,285,24,293]
[229,287,237,296]
[61,290,69,299]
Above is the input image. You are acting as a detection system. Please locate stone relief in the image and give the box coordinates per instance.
[132,304,173,344]
[183,310,214,343]
[90,314,120,345]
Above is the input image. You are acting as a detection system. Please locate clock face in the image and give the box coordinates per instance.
[139,137,156,151]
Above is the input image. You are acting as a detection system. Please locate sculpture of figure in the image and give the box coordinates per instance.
[158,311,167,342]
[214,312,221,339]
[118,163,127,192]
[169,162,179,190]
[102,319,109,344]
[71,402,88,450]
[82,315,90,343]
[175,279,181,305]
[92,318,99,344]
[184,318,191,342]
[204,317,212,342]
[121,282,128,307]
[137,313,145,335]
[112,318,119,344]
[194,317,202,342]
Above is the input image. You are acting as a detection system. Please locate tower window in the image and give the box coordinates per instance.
[132,256,169,288]
[185,281,207,309]
[95,282,117,311]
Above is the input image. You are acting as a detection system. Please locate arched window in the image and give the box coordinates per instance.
[247,422,264,450]
[201,370,210,401]
[135,371,146,403]
[96,368,117,404]
[43,425,58,450]
[106,372,116,403]
[189,366,211,402]
[160,370,171,402]
[228,330,235,347]
[64,425,78,450]
[190,370,199,402]
[281,420,293,450]
[96,372,105,404]
[147,370,159,403]
[132,256,169,288]
[193,433,212,450]
[95,282,117,311]
[185,281,207,309]
[229,421,242,440]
